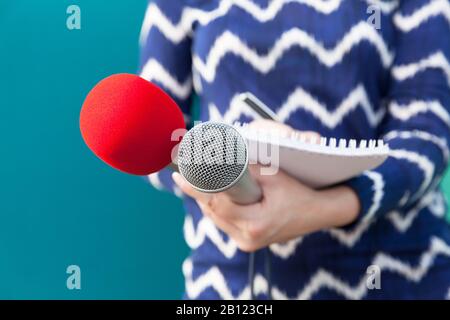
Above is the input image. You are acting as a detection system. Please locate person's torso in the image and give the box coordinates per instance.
[179,0,450,299]
[189,0,396,139]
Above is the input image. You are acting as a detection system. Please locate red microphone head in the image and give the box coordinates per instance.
[80,73,185,175]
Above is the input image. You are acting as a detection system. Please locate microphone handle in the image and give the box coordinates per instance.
[225,169,263,205]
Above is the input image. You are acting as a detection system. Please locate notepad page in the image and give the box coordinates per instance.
[235,123,389,188]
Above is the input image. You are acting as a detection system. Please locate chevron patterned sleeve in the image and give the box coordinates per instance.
[138,0,193,194]
[344,0,450,224]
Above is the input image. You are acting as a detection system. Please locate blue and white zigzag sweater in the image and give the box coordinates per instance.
[139,0,450,299]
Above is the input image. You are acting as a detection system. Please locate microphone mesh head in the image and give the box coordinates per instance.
[177,122,248,192]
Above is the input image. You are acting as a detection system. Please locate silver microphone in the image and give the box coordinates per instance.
[177,122,262,205]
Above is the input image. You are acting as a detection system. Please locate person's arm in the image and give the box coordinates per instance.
[138,0,194,195]
[344,0,450,225]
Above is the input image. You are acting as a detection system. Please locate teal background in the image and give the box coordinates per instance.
[0,0,188,299]
[0,0,449,299]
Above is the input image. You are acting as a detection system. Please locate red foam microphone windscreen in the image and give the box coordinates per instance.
[80,73,185,175]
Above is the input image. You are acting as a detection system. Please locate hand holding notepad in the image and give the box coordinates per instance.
[235,93,390,188]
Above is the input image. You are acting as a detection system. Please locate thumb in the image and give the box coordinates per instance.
[247,164,284,184]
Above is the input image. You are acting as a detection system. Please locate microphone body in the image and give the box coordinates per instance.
[177,122,262,205]
[223,170,262,205]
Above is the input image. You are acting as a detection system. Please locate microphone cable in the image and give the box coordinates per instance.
[265,248,272,299]
[248,248,272,300]
[248,252,255,299]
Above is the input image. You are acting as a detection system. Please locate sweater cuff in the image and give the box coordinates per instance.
[340,158,413,229]
[343,172,381,227]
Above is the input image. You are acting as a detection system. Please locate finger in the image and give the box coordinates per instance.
[172,172,212,203]
[208,208,242,240]
[196,198,242,235]
[248,163,294,187]
[247,164,265,184]
[174,172,256,223]
[200,192,256,224]
[247,163,283,181]
[296,131,321,144]
[196,201,214,218]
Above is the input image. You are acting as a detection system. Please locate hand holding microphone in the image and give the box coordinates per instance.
[171,98,358,253]
[174,93,307,205]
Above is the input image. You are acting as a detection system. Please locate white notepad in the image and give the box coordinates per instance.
[235,123,390,188]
